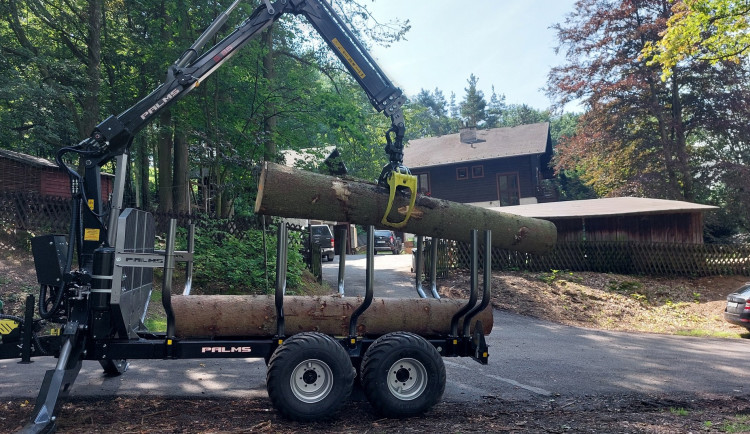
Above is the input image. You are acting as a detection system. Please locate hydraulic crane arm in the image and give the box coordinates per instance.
[62,0,414,268]
[87,0,407,177]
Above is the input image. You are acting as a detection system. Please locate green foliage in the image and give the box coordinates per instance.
[644,0,750,80]
[460,73,487,127]
[669,407,689,416]
[723,415,750,433]
[186,221,304,295]
[607,280,643,294]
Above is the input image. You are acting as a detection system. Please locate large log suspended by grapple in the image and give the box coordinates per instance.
[172,295,493,338]
[254,162,556,254]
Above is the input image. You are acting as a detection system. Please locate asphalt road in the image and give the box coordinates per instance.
[2,255,750,407]
[321,252,418,298]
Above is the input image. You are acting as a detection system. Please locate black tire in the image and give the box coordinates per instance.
[266,332,354,421]
[99,359,129,376]
[327,255,335,262]
[360,332,445,418]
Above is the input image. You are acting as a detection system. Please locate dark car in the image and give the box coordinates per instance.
[373,230,402,255]
[724,282,750,329]
[310,224,335,262]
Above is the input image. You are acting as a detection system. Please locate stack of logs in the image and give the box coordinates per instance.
[173,162,556,338]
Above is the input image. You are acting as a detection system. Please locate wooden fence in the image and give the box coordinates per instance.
[421,239,750,277]
[0,191,269,237]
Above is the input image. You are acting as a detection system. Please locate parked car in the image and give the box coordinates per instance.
[373,230,402,255]
[310,224,335,262]
[723,282,750,329]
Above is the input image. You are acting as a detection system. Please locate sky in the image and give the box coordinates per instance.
[365,0,580,112]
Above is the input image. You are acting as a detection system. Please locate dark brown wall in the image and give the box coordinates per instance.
[546,212,705,244]
[412,155,540,204]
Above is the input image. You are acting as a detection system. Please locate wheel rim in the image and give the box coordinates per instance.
[386,358,428,400]
[290,359,334,404]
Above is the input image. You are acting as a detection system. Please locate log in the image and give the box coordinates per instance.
[172,295,493,338]
[254,162,556,254]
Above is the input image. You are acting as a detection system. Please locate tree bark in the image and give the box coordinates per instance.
[172,295,493,338]
[81,0,102,137]
[262,27,277,160]
[173,126,189,213]
[255,162,556,254]
[157,110,174,213]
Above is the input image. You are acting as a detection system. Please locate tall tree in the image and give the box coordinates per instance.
[644,0,750,233]
[406,87,457,138]
[459,73,487,127]
[500,104,549,128]
[545,0,750,201]
[643,0,750,79]
[485,86,506,128]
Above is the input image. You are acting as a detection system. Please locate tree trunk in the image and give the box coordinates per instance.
[173,126,189,213]
[81,0,102,137]
[138,136,150,210]
[158,110,174,213]
[255,162,556,254]
[172,295,493,338]
[262,27,277,161]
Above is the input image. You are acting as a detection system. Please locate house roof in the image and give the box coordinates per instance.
[403,122,550,168]
[485,197,718,219]
[0,148,58,169]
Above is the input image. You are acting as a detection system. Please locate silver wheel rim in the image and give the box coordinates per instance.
[387,358,427,400]
[290,359,333,403]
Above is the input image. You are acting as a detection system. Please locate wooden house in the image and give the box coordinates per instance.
[492,197,718,244]
[402,123,554,206]
[0,148,113,202]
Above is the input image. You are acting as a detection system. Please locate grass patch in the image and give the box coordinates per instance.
[669,407,689,416]
[722,415,750,433]
[144,317,167,332]
[675,329,743,339]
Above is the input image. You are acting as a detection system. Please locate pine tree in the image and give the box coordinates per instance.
[485,85,506,128]
[459,74,487,127]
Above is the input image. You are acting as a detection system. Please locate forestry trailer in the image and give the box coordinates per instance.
[0,0,556,432]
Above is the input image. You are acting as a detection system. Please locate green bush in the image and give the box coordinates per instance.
[185,221,304,294]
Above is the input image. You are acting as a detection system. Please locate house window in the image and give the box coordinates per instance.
[415,172,430,195]
[456,167,468,180]
[497,172,520,206]
[471,165,484,178]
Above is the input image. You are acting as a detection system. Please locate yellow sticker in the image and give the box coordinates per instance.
[0,319,19,335]
[332,38,366,79]
[50,328,61,336]
[88,199,95,210]
[84,228,100,241]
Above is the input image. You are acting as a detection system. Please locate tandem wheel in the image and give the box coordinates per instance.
[360,331,446,418]
[266,332,354,421]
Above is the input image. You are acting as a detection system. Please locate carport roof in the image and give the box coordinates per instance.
[485,197,718,219]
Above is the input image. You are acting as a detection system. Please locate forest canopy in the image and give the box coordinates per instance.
[1,0,748,238]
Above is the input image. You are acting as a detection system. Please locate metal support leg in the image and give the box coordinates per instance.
[348,226,374,341]
[20,295,35,363]
[336,227,347,296]
[463,230,492,337]
[275,222,288,339]
[162,220,177,342]
[429,238,440,299]
[21,327,84,434]
[182,223,195,295]
[450,230,479,338]
[414,235,427,298]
